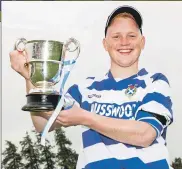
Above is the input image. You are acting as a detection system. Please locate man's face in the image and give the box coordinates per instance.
[103,17,145,68]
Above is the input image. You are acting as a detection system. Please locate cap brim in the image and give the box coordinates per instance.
[105,6,142,35]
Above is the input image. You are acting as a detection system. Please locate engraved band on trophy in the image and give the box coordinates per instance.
[15,38,80,112]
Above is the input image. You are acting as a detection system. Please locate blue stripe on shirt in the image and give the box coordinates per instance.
[82,129,120,148]
[84,157,169,169]
[142,92,173,114]
[66,84,82,105]
[135,110,154,120]
[151,73,170,85]
[87,78,146,91]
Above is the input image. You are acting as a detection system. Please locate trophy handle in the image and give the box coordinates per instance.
[14,38,29,67]
[64,37,80,60]
[15,38,27,52]
[59,38,80,94]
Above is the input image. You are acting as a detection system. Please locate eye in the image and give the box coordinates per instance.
[128,35,136,38]
[112,35,119,39]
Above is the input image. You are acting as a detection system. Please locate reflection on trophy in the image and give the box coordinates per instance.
[15,38,80,112]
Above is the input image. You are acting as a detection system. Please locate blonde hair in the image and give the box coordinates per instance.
[110,12,139,28]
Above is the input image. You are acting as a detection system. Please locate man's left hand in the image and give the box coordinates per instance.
[47,105,88,127]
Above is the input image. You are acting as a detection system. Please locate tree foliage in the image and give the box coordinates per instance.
[2,129,78,169]
[54,128,78,169]
[172,158,182,169]
[33,130,56,169]
[2,141,24,169]
[20,132,40,169]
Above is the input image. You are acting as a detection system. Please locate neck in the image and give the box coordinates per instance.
[110,62,139,79]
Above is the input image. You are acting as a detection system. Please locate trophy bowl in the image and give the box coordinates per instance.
[15,38,80,112]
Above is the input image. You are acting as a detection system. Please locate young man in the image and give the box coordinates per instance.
[10,5,173,169]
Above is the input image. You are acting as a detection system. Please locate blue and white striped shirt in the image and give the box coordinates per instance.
[66,68,173,169]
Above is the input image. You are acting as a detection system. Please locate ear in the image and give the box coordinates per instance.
[141,36,145,50]
[103,38,108,51]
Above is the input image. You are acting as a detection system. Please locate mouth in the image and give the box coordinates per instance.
[117,49,133,55]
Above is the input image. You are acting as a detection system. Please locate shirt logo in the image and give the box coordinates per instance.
[125,84,137,97]
[91,102,136,118]
[88,94,101,98]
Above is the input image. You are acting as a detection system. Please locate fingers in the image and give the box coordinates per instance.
[23,50,30,63]
[9,50,30,79]
[55,117,70,127]
[46,110,76,127]
[9,50,28,61]
[9,50,23,58]
[9,51,20,71]
[46,111,65,124]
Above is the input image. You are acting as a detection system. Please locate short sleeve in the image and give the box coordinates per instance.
[63,84,82,107]
[135,73,173,137]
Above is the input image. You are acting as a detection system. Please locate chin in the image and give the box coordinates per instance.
[118,63,134,68]
[117,59,139,68]
[117,60,133,67]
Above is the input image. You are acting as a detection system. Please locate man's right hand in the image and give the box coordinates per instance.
[9,50,30,80]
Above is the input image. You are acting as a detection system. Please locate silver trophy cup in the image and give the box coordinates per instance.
[15,38,80,112]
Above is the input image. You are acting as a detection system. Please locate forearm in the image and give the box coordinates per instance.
[30,111,60,133]
[25,79,34,94]
[83,112,156,147]
[31,112,49,132]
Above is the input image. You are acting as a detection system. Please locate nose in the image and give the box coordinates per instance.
[119,36,130,46]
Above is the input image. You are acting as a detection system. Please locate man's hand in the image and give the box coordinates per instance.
[9,50,30,79]
[47,105,89,127]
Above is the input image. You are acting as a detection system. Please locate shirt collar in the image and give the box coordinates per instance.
[106,68,148,81]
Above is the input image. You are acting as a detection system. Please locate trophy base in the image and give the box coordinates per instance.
[22,93,61,112]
